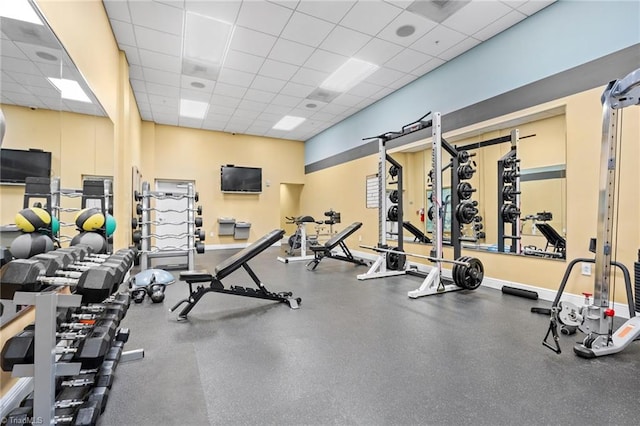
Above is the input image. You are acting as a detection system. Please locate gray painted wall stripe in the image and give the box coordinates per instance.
[520,170,567,182]
[305,45,639,175]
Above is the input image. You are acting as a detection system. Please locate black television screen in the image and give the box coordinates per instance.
[221,166,262,193]
[0,149,52,184]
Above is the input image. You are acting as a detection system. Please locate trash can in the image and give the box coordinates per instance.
[217,218,236,236]
[234,222,251,240]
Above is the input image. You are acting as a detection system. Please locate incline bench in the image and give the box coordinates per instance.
[306,222,368,270]
[170,229,301,320]
[403,221,431,243]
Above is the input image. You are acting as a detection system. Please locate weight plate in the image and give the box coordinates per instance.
[389,190,399,204]
[458,150,470,164]
[386,247,406,271]
[463,257,484,290]
[389,165,399,178]
[387,205,399,222]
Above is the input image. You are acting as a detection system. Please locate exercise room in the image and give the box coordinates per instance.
[1,0,639,425]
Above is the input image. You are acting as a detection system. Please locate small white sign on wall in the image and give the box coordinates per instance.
[366,174,379,209]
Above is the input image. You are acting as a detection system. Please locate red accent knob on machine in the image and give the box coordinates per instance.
[604,308,615,317]
[582,292,593,298]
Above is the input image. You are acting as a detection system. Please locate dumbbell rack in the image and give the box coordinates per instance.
[137,181,201,271]
[497,129,521,254]
[8,291,83,425]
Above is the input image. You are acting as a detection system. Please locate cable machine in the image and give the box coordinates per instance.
[540,67,640,357]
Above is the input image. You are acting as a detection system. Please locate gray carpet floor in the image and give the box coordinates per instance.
[99,247,640,426]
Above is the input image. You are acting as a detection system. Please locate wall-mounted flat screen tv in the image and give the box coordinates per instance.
[221,165,262,193]
[0,148,52,184]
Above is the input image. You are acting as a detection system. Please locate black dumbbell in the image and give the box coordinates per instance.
[195,229,206,241]
[195,217,203,227]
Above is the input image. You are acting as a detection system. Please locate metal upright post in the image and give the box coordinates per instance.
[511,129,521,254]
[141,181,151,271]
[187,183,195,271]
[378,137,387,249]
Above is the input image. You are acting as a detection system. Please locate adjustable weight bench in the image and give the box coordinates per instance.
[403,221,431,243]
[170,229,301,320]
[306,222,368,270]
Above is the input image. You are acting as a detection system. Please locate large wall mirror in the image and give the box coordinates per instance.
[390,107,567,260]
[0,0,111,324]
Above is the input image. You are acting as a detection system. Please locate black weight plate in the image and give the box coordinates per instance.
[463,257,484,290]
[389,190,399,204]
[454,256,469,289]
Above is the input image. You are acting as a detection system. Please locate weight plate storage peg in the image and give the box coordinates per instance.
[387,205,399,222]
[385,247,406,271]
[389,190,399,204]
[452,256,484,290]
[501,204,521,223]
[457,150,470,164]
[457,182,475,200]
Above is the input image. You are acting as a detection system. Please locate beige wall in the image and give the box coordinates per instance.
[146,123,305,243]
[301,86,640,303]
[280,184,304,235]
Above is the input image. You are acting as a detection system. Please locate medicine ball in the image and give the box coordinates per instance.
[71,232,107,254]
[10,233,54,259]
[75,208,105,232]
[15,207,51,233]
[105,214,117,237]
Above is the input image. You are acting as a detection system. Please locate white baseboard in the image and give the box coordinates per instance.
[351,250,635,319]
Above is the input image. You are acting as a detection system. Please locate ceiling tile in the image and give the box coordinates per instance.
[500,0,528,8]
[386,73,418,90]
[210,94,242,108]
[383,0,413,9]
[473,10,527,41]
[180,75,215,92]
[236,1,293,36]
[130,79,147,93]
[13,41,62,66]
[281,11,335,47]
[151,103,178,116]
[267,0,300,10]
[377,10,437,47]
[244,88,276,103]
[442,1,511,36]
[296,0,355,23]
[410,25,467,56]
[250,75,287,93]
[203,119,230,129]
[120,44,141,66]
[437,37,480,61]
[311,111,336,121]
[103,1,132,23]
[332,93,365,107]
[224,50,266,74]
[410,57,445,76]
[129,64,144,80]
[355,38,404,65]
[208,104,236,117]
[128,1,183,35]
[143,67,181,87]
[268,39,315,66]
[213,82,247,99]
[304,50,348,73]
[348,81,386,98]
[319,102,351,115]
[0,40,27,60]
[385,48,433,73]
[279,81,316,98]
[1,57,40,76]
[320,25,372,57]
[228,27,277,57]
[518,0,557,16]
[265,104,293,115]
[217,68,256,86]
[339,1,402,36]
[372,86,395,99]
[258,111,284,121]
[184,0,241,23]
[134,26,182,57]
[146,82,180,97]
[2,81,33,96]
[153,114,179,126]
[148,93,180,108]
[366,67,405,87]
[259,59,300,80]
[154,1,185,9]
[271,93,301,108]
[110,20,136,46]
[290,67,329,87]
[233,108,262,120]
[139,49,182,73]
[287,107,315,118]
[178,116,205,129]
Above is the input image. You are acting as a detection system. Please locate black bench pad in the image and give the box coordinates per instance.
[311,222,362,252]
[403,221,431,243]
[179,270,213,283]
[214,229,285,279]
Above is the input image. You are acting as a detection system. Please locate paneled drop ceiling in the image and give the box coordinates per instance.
[1,1,558,140]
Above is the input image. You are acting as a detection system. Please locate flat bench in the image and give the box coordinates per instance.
[403,221,431,243]
[306,222,368,270]
[170,229,301,320]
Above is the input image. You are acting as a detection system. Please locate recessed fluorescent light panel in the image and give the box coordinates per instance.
[0,0,43,25]
[182,11,234,81]
[273,116,306,131]
[180,99,209,119]
[320,58,379,93]
[47,78,92,103]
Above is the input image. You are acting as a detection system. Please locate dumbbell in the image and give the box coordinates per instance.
[195,229,205,241]
[195,241,205,254]
[1,259,117,304]
[4,401,102,426]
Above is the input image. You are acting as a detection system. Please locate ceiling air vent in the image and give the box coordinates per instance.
[407,0,471,23]
[306,88,340,103]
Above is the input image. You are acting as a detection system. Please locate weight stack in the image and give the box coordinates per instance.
[634,250,640,313]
